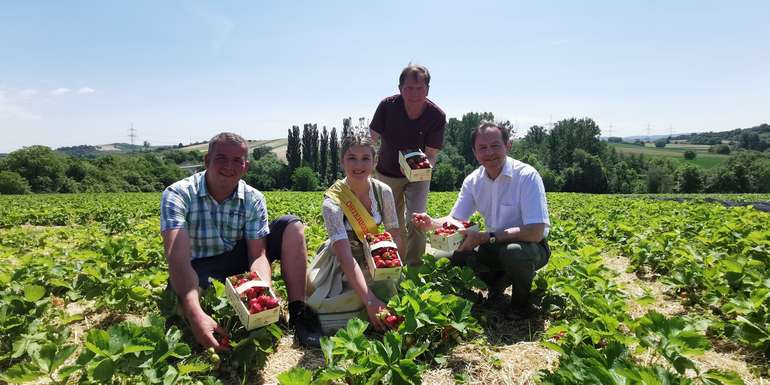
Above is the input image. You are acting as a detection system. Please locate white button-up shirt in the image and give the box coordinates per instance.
[450,157,550,237]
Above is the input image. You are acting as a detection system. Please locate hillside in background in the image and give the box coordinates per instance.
[178,138,289,162]
[52,138,289,162]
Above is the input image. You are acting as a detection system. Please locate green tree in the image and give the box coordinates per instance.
[291,166,319,191]
[319,126,329,185]
[252,146,271,160]
[0,171,31,194]
[609,161,637,194]
[646,165,674,193]
[287,125,302,173]
[751,158,770,193]
[705,166,738,193]
[683,150,696,160]
[674,164,704,193]
[737,131,761,151]
[711,144,731,155]
[524,125,547,145]
[430,163,459,192]
[329,127,340,182]
[546,117,603,171]
[3,145,66,192]
[246,153,288,190]
[561,149,609,193]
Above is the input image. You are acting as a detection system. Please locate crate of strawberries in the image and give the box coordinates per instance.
[428,220,479,252]
[225,271,280,330]
[364,231,403,281]
[398,149,432,182]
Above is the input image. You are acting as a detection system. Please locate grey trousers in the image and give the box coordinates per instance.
[373,171,430,266]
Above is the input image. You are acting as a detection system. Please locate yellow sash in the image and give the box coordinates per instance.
[325,178,378,242]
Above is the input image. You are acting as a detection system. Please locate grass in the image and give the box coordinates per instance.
[610,143,729,169]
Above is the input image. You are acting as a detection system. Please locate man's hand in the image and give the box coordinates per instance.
[187,309,229,352]
[457,229,488,252]
[411,212,434,231]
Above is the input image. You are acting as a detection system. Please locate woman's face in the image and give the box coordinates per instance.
[342,144,374,182]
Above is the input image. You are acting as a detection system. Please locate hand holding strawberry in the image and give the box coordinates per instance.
[377,308,404,330]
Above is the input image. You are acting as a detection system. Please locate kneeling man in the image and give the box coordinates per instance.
[412,123,550,320]
[161,132,321,349]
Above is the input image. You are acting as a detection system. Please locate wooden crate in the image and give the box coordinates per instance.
[364,239,402,281]
[225,278,280,330]
[398,150,432,182]
[427,224,480,252]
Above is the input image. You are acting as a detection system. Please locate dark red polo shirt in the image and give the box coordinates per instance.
[370,94,446,178]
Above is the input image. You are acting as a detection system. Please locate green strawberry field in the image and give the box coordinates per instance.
[1,192,769,385]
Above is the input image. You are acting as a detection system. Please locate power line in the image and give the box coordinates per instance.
[128,122,136,152]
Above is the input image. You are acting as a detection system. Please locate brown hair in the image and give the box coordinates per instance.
[398,64,431,88]
[207,132,249,159]
[340,130,376,161]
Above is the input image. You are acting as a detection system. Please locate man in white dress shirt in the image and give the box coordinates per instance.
[412,122,550,320]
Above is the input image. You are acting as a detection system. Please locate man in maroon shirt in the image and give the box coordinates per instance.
[369,64,446,266]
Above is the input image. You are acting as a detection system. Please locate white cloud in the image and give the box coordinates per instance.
[50,87,71,96]
[77,87,95,94]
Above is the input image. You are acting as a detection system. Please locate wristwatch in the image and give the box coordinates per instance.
[488,232,496,244]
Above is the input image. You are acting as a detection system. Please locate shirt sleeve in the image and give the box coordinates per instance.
[450,174,476,221]
[322,197,349,243]
[380,184,399,230]
[520,170,551,237]
[370,99,386,135]
[244,191,270,240]
[424,110,446,150]
[160,186,188,232]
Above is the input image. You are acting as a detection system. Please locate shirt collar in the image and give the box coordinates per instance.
[198,171,245,200]
[481,156,514,180]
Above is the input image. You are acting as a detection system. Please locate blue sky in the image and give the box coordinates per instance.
[1,1,769,152]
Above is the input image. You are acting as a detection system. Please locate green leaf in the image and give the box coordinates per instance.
[277,367,313,385]
[23,285,46,302]
[0,362,44,382]
[34,343,77,374]
[701,370,746,385]
[91,358,116,382]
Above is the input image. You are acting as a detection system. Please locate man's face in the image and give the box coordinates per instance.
[204,141,249,191]
[399,75,428,106]
[472,128,511,175]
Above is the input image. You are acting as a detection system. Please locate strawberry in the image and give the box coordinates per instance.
[218,336,231,349]
[249,302,263,314]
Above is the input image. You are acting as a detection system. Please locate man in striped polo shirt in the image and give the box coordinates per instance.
[161,132,321,349]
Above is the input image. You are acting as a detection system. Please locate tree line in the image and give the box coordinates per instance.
[2,115,769,194]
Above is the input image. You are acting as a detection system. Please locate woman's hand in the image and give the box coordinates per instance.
[364,295,387,331]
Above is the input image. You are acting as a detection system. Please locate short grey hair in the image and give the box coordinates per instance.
[207,132,249,159]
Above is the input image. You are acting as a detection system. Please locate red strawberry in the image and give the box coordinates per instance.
[249,302,263,314]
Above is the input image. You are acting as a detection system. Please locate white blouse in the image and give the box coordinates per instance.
[322,179,399,243]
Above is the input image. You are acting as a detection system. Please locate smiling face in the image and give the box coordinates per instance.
[204,141,249,192]
[472,126,512,179]
[342,144,375,183]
